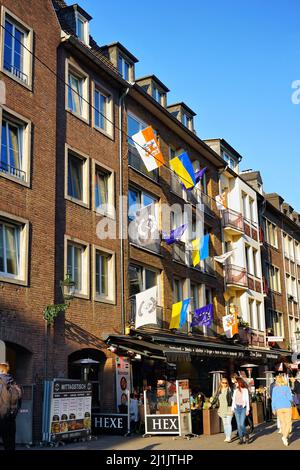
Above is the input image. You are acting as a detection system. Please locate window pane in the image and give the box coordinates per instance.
[117,55,123,75]
[73,246,82,291]
[4,224,19,275]
[128,189,138,220]
[0,224,4,272]
[129,264,143,296]
[101,255,108,295]
[1,122,8,166]
[8,123,21,169]
[68,155,83,200]
[14,28,24,72]
[124,62,130,80]
[127,115,141,142]
[142,193,155,208]
[69,74,82,115]
[145,269,156,289]
[67,245,73,276]
[95,171,108,209]
[4,20,13,71]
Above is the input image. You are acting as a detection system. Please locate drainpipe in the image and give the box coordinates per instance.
[119,87,130,335]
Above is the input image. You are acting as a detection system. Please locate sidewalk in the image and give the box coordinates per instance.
[17,420,300,451]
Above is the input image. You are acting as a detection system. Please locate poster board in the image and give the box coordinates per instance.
[115,356,130,412]
[176,379,192,436]
[42,379,92,443]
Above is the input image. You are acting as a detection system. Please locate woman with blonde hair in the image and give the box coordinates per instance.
[211,377,233,442]
[272,374,293,447]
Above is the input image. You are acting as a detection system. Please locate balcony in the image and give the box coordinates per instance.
[244,220,259,242]
[170,172,184,198]
[0,161,26,181]
[247,274,262,294]
[203,257,215,276]
[201,193,213,216]
[238,327,266,347]
[128,146,159,182]
[130,299,163,329]
[222,209,244,236]
[225,264,248,290]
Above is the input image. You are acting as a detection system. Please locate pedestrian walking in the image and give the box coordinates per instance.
[0,362,22,451]
[272,375,293,447]
[211,377,233,443]
[231,377,250,444]
[129,393,139,434]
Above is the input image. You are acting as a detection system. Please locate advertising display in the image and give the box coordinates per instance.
[42,379,92,443]
[115,356,131,412]
[176,379,192,436]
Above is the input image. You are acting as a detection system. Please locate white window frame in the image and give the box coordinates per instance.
[129,263,161,305]
[0,211,29,286]
[92,81,114,138]
[65,60,89,123]
[267,309,284,337]
[75,11,89,45]
[118,53,132,81]
[0,7,33,90]
[92,160,115,219]
[65,236,89,299]
[65,144,90,208]
[152,86,164,106]
[93,245,115,304]
[0,106,31,186]
[264,218,278,248]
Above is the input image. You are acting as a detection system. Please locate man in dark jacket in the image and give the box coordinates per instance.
[0,362,20,450]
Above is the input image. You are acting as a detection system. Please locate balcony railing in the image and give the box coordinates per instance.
[222,209,244,232]
[225,264,248,288]
[238,327,266,347]
[4,62,28,84]
[203,257,215,276]
[201,192,213,215]
[170,172,184,198]
[244,220,259,241]
[247,274,262,293]
[130,299,163,329]
[0,161,26,181]
[128,146,159,182]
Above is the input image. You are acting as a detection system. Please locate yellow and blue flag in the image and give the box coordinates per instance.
[191,234,210,266]
[169,152,196,189]
[169,298,190,329]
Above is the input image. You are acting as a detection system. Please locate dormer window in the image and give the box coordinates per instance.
[182,112,193,130]
[75,12,89,44]
[118,54,131,81]
[152,86,164,105]
[223,152,236,170]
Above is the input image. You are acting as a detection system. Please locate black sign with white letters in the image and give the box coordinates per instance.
[92,413,128,435]
[146,415,179,434]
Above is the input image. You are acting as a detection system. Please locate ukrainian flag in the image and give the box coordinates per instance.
[169,152,196,189]
[192,234,210,266]
[169,298,190,329]
[192,238,201,266]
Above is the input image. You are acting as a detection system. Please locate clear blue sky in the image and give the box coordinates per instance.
[73,0,300,209]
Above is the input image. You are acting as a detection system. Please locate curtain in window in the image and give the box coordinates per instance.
[0,225,4,272]
[95,172,108,209]
[8,124,21,169]
[73,246,82,291]
[4,225,19,275]
[68,156,82,200]
[69,74,82,114]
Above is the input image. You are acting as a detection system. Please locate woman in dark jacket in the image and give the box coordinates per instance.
[211,378,233,442]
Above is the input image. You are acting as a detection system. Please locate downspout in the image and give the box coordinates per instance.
[119,87,130,335]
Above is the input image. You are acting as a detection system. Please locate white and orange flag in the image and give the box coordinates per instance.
[216,191,227,211]
[132,126,165,172]
[222,312,238,338]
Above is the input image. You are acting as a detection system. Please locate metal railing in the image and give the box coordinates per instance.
[128,146,159,182]
[0,161,26,180]
[244,220,259,241]
[173,240,186,264]
[170,172,184,197]
[225,264,248,287]
[222,208,244,232]
[4,62,28,84]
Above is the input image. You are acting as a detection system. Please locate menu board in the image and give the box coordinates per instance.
[176,379,192,436]
[49,380,92,439]
[116,356,130,411]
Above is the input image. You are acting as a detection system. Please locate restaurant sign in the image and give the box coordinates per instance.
[145,415,179,434]
[92,413,129,435]
[166,345,245,359]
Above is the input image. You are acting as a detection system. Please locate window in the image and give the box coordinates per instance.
[249,198,255,223]
[223,152,236,170]
[205,287,212,306]
[181,112,192,130]
[0,214,28,285]
[93,85,113,136]
[173,278,184,303]
[191,283,200,311]
[248,298,255,328]
[94,248,115,302]
[264,219,278,248]
[256,301,262,331]
[66,62,89,121]
[245,245,251,273]
[66,148,89,207]
[66,239,89,297]
[253,249,258,277]
[94,165,114,216]
[1,10,33,87]
[0,109,30,183]
[152,86,164,105]
[295,242,300,265]
[129,264,158,297]
[289,237,294,260]
[118,54,131,81]
[266,310,284,337]
[242,192,248,219]
[128,187,157,221]
[267,264,281,293]
[75,13,88,44]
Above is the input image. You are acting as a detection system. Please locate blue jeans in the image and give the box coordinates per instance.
[222,415,232,440]
[234,405,247,438]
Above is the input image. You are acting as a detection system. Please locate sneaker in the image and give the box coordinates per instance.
[282,437,288,447]
[224,438,231,442]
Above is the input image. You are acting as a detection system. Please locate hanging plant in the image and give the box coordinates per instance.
[237,316,250,330]
[43,303,68,325]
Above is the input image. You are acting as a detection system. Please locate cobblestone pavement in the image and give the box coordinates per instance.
[18,420,300,451]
